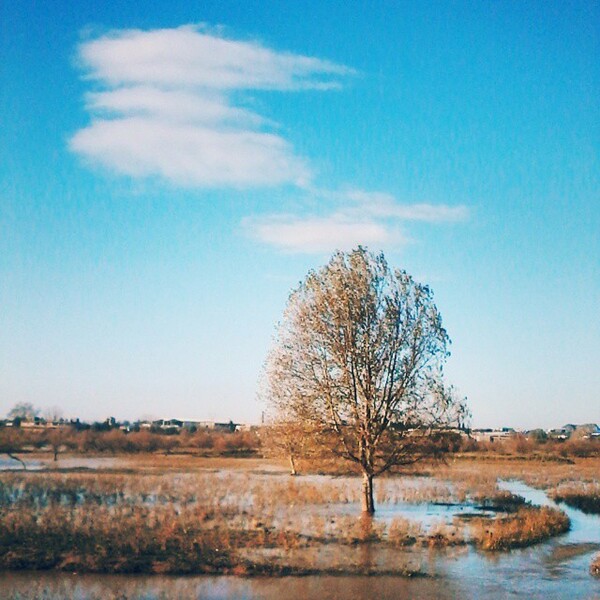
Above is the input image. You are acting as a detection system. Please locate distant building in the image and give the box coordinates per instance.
[547,423,599,440]
[20,417,52,429]
[182,420,215,430]
[472,428,515,443]
[153,419,183,430]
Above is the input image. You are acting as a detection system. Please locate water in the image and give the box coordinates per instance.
[0,458,44,471]
[0,456,126,471]
[0,572,453,600]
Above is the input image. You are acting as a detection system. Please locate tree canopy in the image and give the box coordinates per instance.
[264,247,468,513]
[7,402,39,420]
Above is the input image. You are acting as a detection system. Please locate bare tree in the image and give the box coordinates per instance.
[44,427,74,462]
[262,417,315,476]
[264,247,468,514]
[7,402,39,421]
[0,428,27,469]
[43,406,64,424]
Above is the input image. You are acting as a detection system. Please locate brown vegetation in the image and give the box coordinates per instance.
[471,506,570,551]
[550,484,600,514]
[0,427,260,465]
[0,469,438,575]
[591,553,600,578]
[457,434,600,460]
[0,471,305,574]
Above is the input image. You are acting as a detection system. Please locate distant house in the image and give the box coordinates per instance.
[180,420,242,432]
[472,428,515,443]
[153,419,183,430]
[20,417,49,430]
[578,423,599,432]
[236,423,255,432]
[548,423,600,440]
[214,421,239,432]
[182,420,214,430]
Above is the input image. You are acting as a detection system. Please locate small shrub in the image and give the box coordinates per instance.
[387,517,421,546]
[423,522,465,547]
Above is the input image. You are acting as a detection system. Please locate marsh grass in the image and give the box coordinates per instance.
[471,506,570,551]
[423,522,466,547]
[550,483,600,514]
[1,456,593,574]
[387,517,422,546]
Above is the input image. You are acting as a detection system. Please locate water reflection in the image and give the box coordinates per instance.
[0,572,457,600]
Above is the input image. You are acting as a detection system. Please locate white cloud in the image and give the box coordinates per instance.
[244,190,468,254]
[70,25,351,188]
[85,87,264,126]
[243,214,398,254]
[78,25,353,90]
[343,190,469,222]
[71,117,309,187]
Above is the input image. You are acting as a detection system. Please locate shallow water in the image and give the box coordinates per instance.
[0,458,44,471]
[319,497,499,527]
[0,456,126,471]
[0,571,454,600]
[1,544,599,600]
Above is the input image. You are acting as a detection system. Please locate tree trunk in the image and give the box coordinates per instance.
[288,453,297,476]
[7,453,26,470]
[361,472,375,514]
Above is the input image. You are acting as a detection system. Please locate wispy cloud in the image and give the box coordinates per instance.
[70,25,352,188]
[243,190,468,254]
[341,190,469,222]
[243,214,399,254]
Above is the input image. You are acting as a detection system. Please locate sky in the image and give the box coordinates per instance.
[1,1,598,429]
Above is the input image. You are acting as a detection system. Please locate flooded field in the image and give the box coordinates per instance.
[0,455,599,598]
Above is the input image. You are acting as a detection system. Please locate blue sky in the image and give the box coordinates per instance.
[1,1,598,428]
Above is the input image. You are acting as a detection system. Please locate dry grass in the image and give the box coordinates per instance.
[0,469,423,574]
[421,522,466,547]
[471,506,570,551]
[0,470,303,574]
[549,482,600,514]
[436,456,600,496]
[387,516,422,546]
